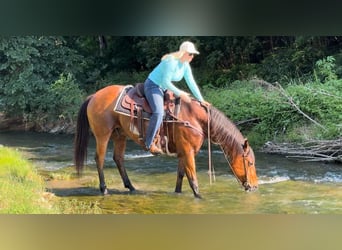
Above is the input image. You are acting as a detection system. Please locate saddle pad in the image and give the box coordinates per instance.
[113,85,152,119]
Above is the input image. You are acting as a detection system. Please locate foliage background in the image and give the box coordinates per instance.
[0,36,341,145]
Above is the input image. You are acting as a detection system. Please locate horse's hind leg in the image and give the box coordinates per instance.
[112,132,135,191]
[94,136,110,195]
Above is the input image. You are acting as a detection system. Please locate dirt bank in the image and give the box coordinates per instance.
[0,113,75,134]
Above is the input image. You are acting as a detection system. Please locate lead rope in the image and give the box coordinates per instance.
[207,106,215,185]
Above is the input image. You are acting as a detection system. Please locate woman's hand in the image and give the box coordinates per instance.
[179,91,192,103]
[200,100,211,107]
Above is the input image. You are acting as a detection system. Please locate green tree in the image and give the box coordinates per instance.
[0,36,85,124]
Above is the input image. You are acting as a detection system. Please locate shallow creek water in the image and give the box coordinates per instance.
[1,131,341,214]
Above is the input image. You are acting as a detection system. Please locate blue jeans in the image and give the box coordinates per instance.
[144,78,164,148]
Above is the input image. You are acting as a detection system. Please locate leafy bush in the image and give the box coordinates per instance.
[314,56,338,82]
[287,80,342,139]
[49,73,85,123]
[204,79,341,146]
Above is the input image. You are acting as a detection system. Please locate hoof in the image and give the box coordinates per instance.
[125,185,136,192]
[194,193,202,199]
[100,185,108,195]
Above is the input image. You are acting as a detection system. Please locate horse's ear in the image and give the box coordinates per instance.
[242,139,249,152]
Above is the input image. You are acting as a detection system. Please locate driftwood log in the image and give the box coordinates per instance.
[262,138,342,163]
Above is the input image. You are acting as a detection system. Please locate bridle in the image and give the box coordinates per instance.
[242,148,253,189]
[221,145,253,189]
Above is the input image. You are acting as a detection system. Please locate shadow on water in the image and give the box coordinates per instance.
[49,187,102,197]
[47,181,168,197]
[48,187,149,197]
[1,131,341,214]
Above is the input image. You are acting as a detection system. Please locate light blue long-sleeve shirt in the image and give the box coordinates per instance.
[148,55,204,101]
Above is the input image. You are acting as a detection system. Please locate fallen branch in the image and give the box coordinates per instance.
[236,117,260,126]
[262,138,342,163]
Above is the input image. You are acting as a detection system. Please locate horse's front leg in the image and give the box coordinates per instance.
[181,152,202,199]
[175,163,185,194]
[112,134,135,191]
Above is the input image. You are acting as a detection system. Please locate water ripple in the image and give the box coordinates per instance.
[258,176,290,184]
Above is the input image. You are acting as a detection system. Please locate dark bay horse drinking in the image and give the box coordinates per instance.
[74,84,258,198]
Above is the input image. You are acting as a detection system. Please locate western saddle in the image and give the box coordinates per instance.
[119,83,181,142]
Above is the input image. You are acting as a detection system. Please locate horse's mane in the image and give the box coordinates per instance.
[209,106,244,152]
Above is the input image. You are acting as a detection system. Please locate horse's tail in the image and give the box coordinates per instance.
[74,95,93,174]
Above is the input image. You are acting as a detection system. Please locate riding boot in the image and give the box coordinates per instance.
[149,143,163,155]
[143,135,163,155]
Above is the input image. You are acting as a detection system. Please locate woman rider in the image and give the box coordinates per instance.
[143,41,209,155]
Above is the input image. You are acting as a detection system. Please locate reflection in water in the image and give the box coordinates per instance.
[1,131,341,214]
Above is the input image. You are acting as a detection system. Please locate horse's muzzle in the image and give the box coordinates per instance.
[243,182,258,192]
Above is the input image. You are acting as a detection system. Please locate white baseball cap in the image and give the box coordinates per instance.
[179,41,200,54]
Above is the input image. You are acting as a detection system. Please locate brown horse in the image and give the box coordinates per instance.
[74,85,258,198]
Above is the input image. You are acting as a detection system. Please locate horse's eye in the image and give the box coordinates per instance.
[248,162,254,166]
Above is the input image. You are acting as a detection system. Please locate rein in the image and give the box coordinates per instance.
[206,105,215,185]
[165,102,216,184]
[242,149,250,186]
[164,111,204,136]
[169,101,250,189]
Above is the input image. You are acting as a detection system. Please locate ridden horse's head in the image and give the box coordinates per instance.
[230,139,258,192]
[205,105,258,193]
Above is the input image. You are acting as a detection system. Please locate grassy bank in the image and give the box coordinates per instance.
[0,146,56,213]
[0,146,103,214]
